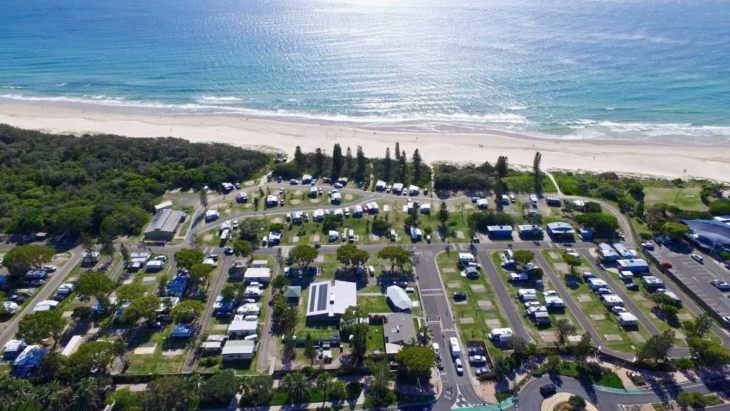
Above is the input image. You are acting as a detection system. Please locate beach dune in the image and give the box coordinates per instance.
[0,100,727,182]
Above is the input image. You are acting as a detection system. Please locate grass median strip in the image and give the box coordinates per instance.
[541,250,651,353]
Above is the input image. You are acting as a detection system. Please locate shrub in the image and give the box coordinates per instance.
[673,358,695,371]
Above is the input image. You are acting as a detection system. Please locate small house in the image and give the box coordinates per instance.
[613,243,633,259]
[205,210,219,222]
[546,222,575,238]
[331,192,342,204]
[643,276,665,289]
[228,315,258,337]
[145,260,165,272]
[284,286,302,301]
[517,225,543,238]
[616,259,649,273]
[546,197,561,207]
[598,243,619,261]
[222,340,256,361]
[487,225,513,239]
[375,180,387,191]
[236,192,248,203]
[410,226,423,241]
[171,324,194,338]
[266,195,279,207]
[392,183,404,194]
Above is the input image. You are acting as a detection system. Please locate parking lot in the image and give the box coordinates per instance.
[649,246,730,318]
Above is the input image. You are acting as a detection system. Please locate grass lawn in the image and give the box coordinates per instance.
[489,252,585,344]
[551,361,624,389]
[643,186,707,211]
[126,324,191,374]
[358,295,393,314]
[540,250,652,353]
[436,251,508,349]
[367,324,385,352]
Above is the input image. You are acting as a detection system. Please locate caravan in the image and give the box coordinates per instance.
[449,337,461,358]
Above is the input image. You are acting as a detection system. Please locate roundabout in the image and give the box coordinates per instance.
[541,393,599,411]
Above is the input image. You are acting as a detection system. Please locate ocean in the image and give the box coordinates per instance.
[1,0,729,142]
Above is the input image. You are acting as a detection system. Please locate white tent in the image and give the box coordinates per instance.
[387,286,411,311]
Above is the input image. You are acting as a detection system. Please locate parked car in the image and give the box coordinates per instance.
[29,279,45,287]
[42,265,57,272]
[722,316,730,328]
[453,292,467,301]
[661,262,673,269]
[626,283,639,290]
[475,367,489,376]
[690,253,704,263]
[469,355,487,364]
[540,383,557,396]
[711,279,730,291]
[611,306,628,314]
[224,247,234,255]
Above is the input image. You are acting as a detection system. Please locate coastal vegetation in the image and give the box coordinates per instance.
[0,125,269,236]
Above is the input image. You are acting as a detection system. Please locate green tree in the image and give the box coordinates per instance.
[142,376,199,411]
[170,300,205,323]
[573,333,593,364]
[199,369,240,406]
[120,243,130,265]
[331,143,343,180]
[563,254,582,276]
[383,147,392,181]
[512,250,535,270]
[321,213,341,233]
[687,337,730,366]
[281,372,312,404]
[494,357,511,381]
[336,244,370,270]
[107,388,141,411]
[662,222,690,241]
[637,329,675,364]
[355,146,367,182]
[122,295,160,323]
[545,355,561,373]
[100,235,115,260]
[569,395,587,411]
[70,378,103,411]
[199,188,208,209]
[3,245,55,276]
[189,263,215,289]
[80,232,95,255]
[17,310,66,346]
[314,148,324,177]
[116,283,147,301]
[377,246,412,274]
[496,156,509,181]
[365,361,395,407]
[66,340,117,379]
[533,152,542,193]
[220,284,239,302]
[316,373,333,407]
[294,145,305,171]
[328,379,347,401]
[395,345,436,383]
[351,323,368,365]
[271,275,288,290]
[555,317,577,345]
[289,244,318,269]
[345,146,354,177]
[174,248,205,270]
[686,312,713,338]
[576,213,619,234]
[232,240,252,258]
[0,376,34,408]
[412,148,423,184]
[303,333,317,365]
[76,272,115,300]
[240,375,273,407]
[438,201,449,229]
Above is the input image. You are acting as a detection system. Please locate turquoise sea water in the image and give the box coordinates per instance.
[1,0,729,141]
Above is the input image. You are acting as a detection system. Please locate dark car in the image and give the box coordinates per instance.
[540,383,557,396]
[661,262,673,269]
[224,247,234,255]
[453,292,467,301]
[314,242,321,249]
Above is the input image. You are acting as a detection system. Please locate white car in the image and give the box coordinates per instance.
[691,253,704,263]
[42,265,57,272]
[611,306,628,314]
[455,358,464,375]
[711,279,730,291]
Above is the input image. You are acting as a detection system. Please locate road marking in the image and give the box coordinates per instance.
[692,276,699,282]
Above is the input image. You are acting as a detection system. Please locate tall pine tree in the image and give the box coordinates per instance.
[314,148,324,177]
[355,146,367,182]
[294,146,305,171]
[383,147,392,181]
[331,144,343,180]
[412,149,423,185]
[345,146,353,178]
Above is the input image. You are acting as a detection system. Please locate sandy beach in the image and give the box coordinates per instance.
[0,99,728,182]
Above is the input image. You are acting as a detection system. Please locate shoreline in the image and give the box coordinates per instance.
[0,99,728,182]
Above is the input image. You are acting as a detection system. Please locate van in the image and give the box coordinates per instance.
[432,343,440,355]
[244,334,259,342]
[368,266,375,277]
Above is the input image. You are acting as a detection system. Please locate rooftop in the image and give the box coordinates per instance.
[307,280,357,318]
[222,340,256,355]
[383,313,417,345]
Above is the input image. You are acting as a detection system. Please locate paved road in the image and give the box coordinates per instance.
[416,249,485,408]
[182,255,233,372]
[0,251,81,348]
[475,249,531,342]
[256,249,283,373]
[532,253,619,358]
[507,374,730,411]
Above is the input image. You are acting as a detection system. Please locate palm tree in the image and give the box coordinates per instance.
[32,380,61,407]
[70,378,102,411]
[417,325,433,344]
[316,373,333,408]
[0,376,33,408]
[281,372,312,404]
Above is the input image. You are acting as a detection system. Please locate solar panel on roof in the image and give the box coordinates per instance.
[309,284,317,312]
[317,283,328,311]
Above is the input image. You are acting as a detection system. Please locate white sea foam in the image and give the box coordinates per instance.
[196,96,242,104]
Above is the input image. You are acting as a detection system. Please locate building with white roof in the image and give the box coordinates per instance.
[386,286,411,311]
[222,340,256,361]
[228,315,258,337]
[306,280,357,322]
[617,259,649,273]
[144,209,186,241]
